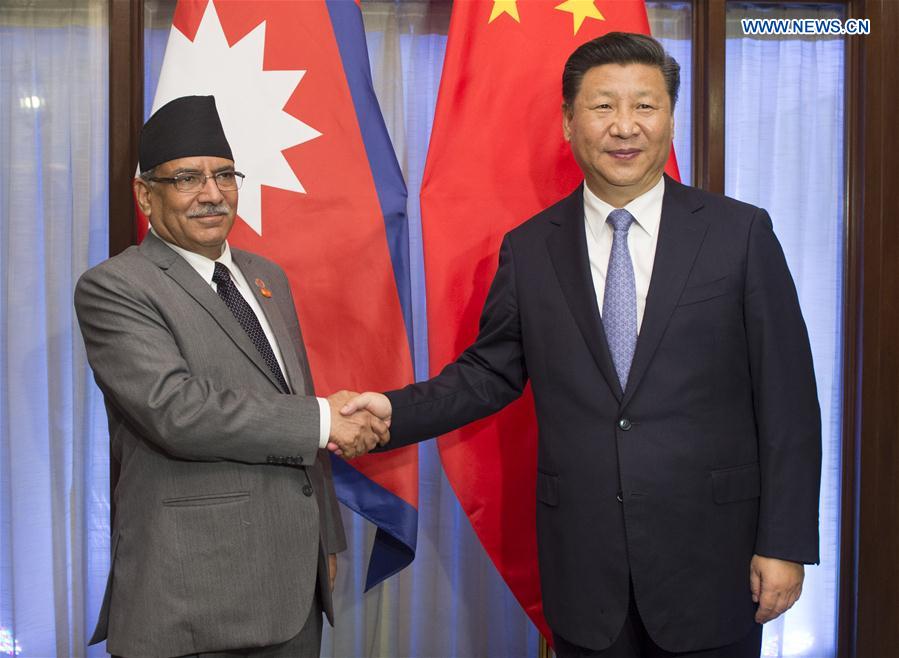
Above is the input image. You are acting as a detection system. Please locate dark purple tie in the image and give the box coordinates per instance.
[212,262,289,393]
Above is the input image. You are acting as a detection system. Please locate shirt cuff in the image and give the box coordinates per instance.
[316,397,331,449]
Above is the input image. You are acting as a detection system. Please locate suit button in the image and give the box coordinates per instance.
[618,418,632,431]
[302,485,314,497]
[616,491,623,503]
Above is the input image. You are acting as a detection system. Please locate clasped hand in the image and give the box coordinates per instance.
[326,390,391,459]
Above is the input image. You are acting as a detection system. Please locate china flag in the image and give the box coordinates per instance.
[421,0,678,639]
[147,0,418,589]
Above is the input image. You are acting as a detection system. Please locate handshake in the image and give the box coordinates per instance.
[325,390,393,459]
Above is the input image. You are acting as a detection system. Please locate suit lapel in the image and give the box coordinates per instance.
[546,186,624,401]
[621,177,709,407]
[232,249,307,395]
[139,233,285,392]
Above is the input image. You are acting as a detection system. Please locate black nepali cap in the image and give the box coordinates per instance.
[139,95,233,172]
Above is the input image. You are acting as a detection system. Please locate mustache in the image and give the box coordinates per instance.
[188,203,231,218]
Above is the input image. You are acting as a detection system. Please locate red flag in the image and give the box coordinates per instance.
[421,0,678,640]
[147,0,418,585]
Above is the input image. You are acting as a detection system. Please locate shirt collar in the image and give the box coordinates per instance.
[150,227,233,283]
[583,176,665,238]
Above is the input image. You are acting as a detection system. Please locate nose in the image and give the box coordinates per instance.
[610,110,639,139]
[197,174,224,203]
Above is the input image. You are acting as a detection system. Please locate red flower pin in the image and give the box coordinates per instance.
[254,278,272,298]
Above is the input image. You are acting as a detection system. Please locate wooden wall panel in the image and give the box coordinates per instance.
[108,0,143,257]
[840,1,899,655]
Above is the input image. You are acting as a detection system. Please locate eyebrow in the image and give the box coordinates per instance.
[168,165,236,175]
[591,89,661,98]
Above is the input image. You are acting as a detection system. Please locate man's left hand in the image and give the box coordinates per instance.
[750,554,804,623]
[328,553,337,592]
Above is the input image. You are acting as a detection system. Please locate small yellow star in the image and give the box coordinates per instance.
[554,0,605,34]
[489,0,520,24]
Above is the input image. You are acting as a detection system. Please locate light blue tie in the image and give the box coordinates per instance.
[603,208,637,391]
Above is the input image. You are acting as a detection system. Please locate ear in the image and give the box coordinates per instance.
[562,104,572,142]
[134,177,152,216]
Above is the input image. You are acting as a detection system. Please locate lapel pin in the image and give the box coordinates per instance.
[254,278,273,298]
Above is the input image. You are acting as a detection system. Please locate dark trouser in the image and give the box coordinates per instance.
[553,583,763,658]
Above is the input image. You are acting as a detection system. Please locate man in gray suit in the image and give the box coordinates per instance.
[76,95,385,657]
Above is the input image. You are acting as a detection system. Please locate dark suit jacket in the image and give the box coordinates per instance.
[385,177,821,652]
[75,232,346,657]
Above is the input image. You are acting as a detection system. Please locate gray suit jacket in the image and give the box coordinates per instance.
[75,232,346,657]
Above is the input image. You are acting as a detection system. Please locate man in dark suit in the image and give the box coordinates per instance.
[75,96,385,657]
[341,33,821,657]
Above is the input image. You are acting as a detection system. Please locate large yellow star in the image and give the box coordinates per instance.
[489,0,520,24]
[554,0,605,34]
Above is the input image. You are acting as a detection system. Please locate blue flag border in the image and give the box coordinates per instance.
[325,0,417,591]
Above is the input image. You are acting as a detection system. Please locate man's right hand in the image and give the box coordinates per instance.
[340,392,392,429]
[326,390,389,459]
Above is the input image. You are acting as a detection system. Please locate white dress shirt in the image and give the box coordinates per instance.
[583,176,665,332]
[152,229,330,447]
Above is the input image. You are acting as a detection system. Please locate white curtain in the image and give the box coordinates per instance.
[0,2,110,657]
[725,5,845,657]
[648,1,693,186]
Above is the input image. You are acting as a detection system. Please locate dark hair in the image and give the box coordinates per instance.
[562,32,680,109]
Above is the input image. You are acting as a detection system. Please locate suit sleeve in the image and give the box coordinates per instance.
[311,450,347,553]
[386,235,528,446]
[74,264,323,465]
[744,209,822,564]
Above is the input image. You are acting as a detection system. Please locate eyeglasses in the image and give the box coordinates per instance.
[145,170,245,193]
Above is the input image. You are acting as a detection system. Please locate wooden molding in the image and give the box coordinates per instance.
[692,0,726,194]
[108,0,144,257]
